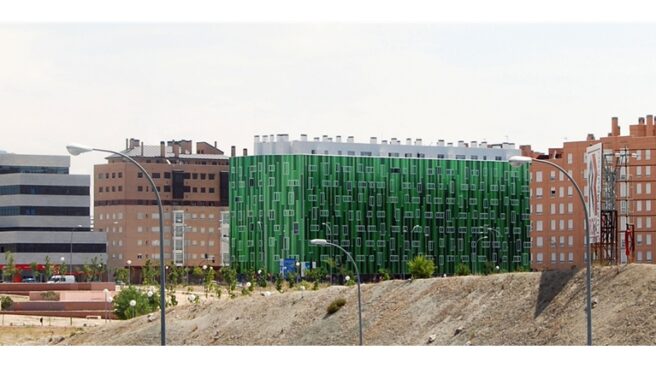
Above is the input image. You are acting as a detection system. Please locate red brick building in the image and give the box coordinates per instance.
[94,138,230,281]
[523,115,656,270]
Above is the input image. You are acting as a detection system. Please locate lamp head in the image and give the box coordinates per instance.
[310,239,328,246]
[508,155,532,168]
[66,143,93,156]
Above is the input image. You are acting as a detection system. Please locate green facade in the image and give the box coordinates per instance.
[229,154,530,276]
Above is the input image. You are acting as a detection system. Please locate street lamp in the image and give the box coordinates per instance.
[103,289,109,323]
[295,261,301,283]
[483,226,503,267]
[60,257,65,275]
[508,155,592,346]
[473,236,488,274]
[404,225,422,279]
[67,143,167,346]
[322,222,333,284]
[126,260,132,286]
[106,296,113,322]
[69,224,82,275]
[310,239,363,346]
[129,299,137,319]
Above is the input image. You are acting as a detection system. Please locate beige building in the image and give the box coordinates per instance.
[94,138,229,281]
[523,115,656,270]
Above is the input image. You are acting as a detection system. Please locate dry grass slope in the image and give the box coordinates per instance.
[54,264,656,346]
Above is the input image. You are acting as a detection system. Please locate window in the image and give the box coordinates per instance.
[568,219,573,230]
[535,171,543,182]
[536,204,543,214]
[536,220,543,232]
[568,203,573,213]
[536,237,544,247]
[567,153,573,164]
[535,187,543,197]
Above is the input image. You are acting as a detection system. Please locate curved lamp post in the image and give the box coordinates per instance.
[473,236,488,274]
[67,143,167,346]
[509,155,591,346]
[126,259,132,286]
[310,238,363,346]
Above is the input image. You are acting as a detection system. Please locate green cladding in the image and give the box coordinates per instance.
[229,155,530,276]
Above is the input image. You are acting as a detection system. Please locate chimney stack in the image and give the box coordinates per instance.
[160,141,165,157]
[243,148,248,156]
[231,145,236,157]
[611,117,620,136]
[647,115,654,136]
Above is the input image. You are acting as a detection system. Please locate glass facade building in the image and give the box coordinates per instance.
[230,154,531,276]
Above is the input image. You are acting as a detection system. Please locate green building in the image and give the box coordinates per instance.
[229,154,530,277]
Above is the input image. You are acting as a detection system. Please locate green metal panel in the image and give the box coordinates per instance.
[229,155,530,276]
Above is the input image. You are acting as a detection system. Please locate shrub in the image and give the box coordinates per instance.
[326,298,347,315]
[40,291,59,301]
[1,296,13,310]
[378,268,391,281]
[480,262,496,275]
[275,275,284,293]
[286,272,297,289]
[407,256,435,279]
[455,263,471,276]
[168,294,178,307]
[112,286,159,320]
[220,267,237,291]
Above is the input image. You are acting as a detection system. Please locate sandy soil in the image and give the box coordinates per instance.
[2,264,656,345]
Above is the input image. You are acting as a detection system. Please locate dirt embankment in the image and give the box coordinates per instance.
[46,263,656,346]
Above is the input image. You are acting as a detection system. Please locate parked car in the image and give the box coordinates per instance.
[22,277,36,283]
[47,275,75,283]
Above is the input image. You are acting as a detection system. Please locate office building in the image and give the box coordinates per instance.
[0,152,106,280]
[231,134,530,277]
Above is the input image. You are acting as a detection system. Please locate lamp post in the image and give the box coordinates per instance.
[295,261,301,283]
[129,299,136,319]
[322,222,333,284]
[473,236,488,274]
[257,221,263,272]
[310,239,363,345]
[404,225,422,279]
[127,260,132,286]
[508,155,592,346]
[484,226,503,267]
[69,224,82,275]
[103,289,109,323]
[67,143,167,346]
[59,257,65,276]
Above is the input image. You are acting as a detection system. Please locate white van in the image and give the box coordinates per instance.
[47,275,75,283]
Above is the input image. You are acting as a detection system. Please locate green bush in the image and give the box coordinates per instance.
[220,267,237,291]
[407,256,435,279]
[455,263,471,276]
[275,275,284,293]
[1,296,13,310]
[378,268,391,281]
[286,272,297,289]
[40,291,59,301]
[112,286,159,320]
[326,298,347,315]
[480,262,496,275]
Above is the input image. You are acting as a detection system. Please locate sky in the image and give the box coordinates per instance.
[2,19,656,178]
[2,0,654,365]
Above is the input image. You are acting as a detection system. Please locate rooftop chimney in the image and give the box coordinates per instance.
[370,137,377,144]
[160,141,165,157]
[243,148,248,156]
[415,139,422,145]
[611,117,620,136]
[347,136,354,143]
[647,115,655,136]
[336,135,342,143]
[300,134,308,142]
[231,145,236,157]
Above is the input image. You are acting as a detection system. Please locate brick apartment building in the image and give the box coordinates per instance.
[94,138,230,281]
[523,115,656,270]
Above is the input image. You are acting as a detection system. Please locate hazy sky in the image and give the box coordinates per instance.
[2,23,656,177]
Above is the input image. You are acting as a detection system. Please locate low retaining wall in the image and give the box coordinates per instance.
[0,310,117,319]
[0,282,116,295]
[29,290,116,302]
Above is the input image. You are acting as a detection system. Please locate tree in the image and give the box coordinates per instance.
[204,266,216,297]
[192,266,204,284]
[82,262,94,282]
[43,256,53,282]
[58,260,67,276]
[30,262,41,282]
[220,266,237,291]
[3,251,17,282]
[142,259,157,285]
[112,286,159,320]
[114,268,128,284]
